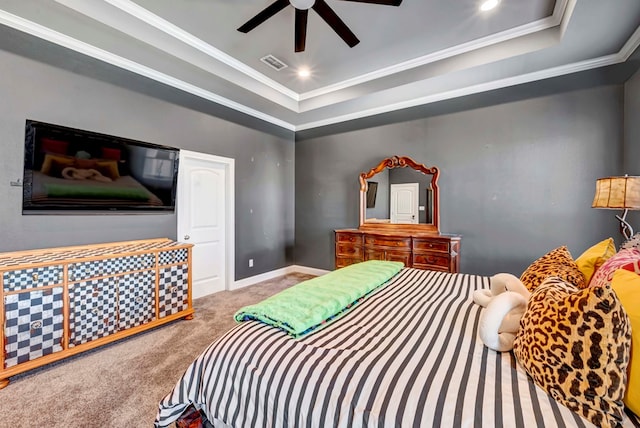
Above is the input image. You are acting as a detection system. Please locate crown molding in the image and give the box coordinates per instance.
[0,2,637,133]
[73,0,571,107]
[294,52,624,131]
[298,1,570,101]
[99,0,300,102]
[0,10,296,131]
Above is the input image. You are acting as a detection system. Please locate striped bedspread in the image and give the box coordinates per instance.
[155,269,638,428]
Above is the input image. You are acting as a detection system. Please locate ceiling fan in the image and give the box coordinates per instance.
[238,0,403,53]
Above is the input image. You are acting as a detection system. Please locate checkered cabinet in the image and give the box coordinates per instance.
[0,239,193,387]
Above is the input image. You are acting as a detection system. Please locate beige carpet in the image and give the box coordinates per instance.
[0,272,314,427]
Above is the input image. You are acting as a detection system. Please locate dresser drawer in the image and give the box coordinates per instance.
[4,287,64,368]
[413,252,450,269]
[158,264,190,317]
[3,266,64,292]
[68,254,155,282]
[336,258,362,268]
[336,232,362,244]
[413,239,450,253]
[336,242,363,258]
[365,236,411,248]
[158,248,189,266]
[365,248,410,265]
[68,278,119,346]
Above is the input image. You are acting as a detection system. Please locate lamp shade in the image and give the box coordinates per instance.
[592,176,640,209]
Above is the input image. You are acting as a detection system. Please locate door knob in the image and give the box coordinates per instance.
[184,235,190,240]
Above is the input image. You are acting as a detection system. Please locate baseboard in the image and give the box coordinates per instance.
[232,265,330,290]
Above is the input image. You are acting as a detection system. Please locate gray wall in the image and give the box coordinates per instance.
[624,69,640,228]
[295,85,623,276]
[0,48,295,281]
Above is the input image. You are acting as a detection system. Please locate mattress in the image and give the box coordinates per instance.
[155,268,638,427]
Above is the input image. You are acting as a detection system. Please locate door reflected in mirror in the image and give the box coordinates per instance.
[360,156,439,232]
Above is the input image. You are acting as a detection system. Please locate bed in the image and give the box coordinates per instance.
[29,170,163,206]
[154,264,639,428]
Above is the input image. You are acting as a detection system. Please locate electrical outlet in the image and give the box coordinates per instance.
[249,259,254,268]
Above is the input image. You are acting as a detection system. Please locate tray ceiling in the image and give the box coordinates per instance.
[0,0,639,131]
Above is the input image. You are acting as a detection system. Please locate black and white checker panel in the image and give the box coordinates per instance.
[158,264,189,317]
[68,254,155,282]
[68,279,118,347]
[3,265,64,292]
[158,249,188,266]
[4,287,64,368]
[117,270,156,330]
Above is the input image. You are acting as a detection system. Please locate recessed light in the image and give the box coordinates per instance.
[298,68,311,78]
[480,0,499,11]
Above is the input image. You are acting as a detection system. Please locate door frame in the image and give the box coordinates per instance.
[177,149,235,292]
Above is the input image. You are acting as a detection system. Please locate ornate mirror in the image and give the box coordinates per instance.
[359,156,440,233]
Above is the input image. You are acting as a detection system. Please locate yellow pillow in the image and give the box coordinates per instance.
[611,269,640,417]
[40,153,74,176]
[575,238,616,285]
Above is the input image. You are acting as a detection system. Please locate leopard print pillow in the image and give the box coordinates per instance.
[513,277,631,428]
[519,246,586,291]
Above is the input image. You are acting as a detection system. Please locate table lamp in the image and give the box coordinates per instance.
[592,175,640,240]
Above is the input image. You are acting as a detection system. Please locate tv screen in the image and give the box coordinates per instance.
[22,120,179,214]
[366,181,378,208]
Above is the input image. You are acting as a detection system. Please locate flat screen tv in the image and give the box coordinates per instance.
[22,120,179,214]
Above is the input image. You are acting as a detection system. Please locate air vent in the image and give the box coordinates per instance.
[260,54,288,71]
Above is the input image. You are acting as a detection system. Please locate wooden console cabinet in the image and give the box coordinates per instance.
[335,229,461,273]
[0,238,193,388]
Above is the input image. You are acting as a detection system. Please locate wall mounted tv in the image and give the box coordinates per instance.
[22,120,179,214]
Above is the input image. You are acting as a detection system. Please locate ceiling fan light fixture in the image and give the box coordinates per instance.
[290,0,315,10]
[479,0,500,12]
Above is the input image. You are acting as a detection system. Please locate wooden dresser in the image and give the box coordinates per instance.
[0,238,193,388]
[335,229,461,273]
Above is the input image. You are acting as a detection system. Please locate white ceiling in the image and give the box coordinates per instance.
[0,0,639,131]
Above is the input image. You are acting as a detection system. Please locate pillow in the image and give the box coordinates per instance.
[590,248,640,288]
[101,147,122,161]
[519,246,586,291]
[513,277,631,428]
[40,137,69,155]
[611,269,640,417]
[95,160,120,180]
[40,153,75,176]
[622,233,640,251]
[575,238,616,285]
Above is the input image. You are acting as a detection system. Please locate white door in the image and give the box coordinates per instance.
[390,183,419,224]
[178,150,234,299]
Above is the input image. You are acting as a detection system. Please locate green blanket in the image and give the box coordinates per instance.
[45,183,150,200]
[234,260,403,338]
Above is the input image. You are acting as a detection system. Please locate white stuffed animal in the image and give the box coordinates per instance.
[472,273,531,352]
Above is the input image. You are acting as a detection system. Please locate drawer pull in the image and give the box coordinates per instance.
[30,320,42,330]
[92,308,100,315]
[170,286,178,294]
[135,296,143,304]
[32,273,38,282]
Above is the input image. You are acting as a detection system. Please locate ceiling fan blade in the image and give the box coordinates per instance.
[295,8,308,53]
[238,0,289,33]
[312,0,359,48]
[337,0,402,4]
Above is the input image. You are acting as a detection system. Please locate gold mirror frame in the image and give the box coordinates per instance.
[359,155,440,233]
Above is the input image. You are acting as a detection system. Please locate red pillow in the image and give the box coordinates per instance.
[589,248,640,288]
[40,138,69,155]
[101,147,121,161]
